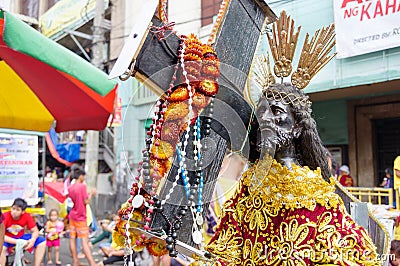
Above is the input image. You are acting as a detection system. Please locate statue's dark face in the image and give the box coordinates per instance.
[256,96,297,155]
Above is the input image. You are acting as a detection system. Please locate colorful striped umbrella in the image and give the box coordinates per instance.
[0,9,118,132]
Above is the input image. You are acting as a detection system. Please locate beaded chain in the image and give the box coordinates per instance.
[165,36,200,255]
[120,60,181,258]
[191,117,205,247]
[118,30,220,259]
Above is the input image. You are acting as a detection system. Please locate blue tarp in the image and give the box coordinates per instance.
[49,128,80,162]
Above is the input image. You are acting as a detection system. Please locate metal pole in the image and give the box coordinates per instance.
[91,0,106,69]
[85,0,106,216]
[42,136,46,197]
[41,135,49,263]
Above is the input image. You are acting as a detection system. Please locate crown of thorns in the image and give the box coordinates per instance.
[265,88,311,108]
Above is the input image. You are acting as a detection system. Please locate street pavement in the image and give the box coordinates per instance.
[24,236,121,266]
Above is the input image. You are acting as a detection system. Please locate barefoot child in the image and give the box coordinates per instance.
[46,209,64,265]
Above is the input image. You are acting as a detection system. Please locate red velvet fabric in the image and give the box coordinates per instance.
[207,175,379,265]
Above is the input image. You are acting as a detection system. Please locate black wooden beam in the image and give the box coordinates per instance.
[213,0,276,93]
[133,0,277,248]
[134,0,277,96]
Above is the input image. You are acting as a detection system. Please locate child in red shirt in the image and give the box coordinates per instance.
[0,198,46,266]
[338,164,354,187]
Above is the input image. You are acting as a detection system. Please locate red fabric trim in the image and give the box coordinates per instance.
[0,18,4,45]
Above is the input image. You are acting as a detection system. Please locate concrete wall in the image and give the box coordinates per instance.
[169,0,202,36]
[109,0,126,61]
[313,99,349,145]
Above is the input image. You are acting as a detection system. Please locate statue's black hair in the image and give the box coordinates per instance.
[264,83,331,181]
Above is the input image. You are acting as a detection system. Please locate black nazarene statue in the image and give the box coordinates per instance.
[205,11,381,266]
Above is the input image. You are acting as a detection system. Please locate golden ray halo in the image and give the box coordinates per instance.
[257,10,336,91]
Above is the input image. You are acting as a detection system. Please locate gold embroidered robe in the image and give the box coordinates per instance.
[206,159,380,265]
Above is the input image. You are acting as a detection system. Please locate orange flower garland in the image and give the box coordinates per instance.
[163,102,189,121]
[117,33,220,256]
[168,85,190,102]
[148,33,220,193]
[150,140,174,160]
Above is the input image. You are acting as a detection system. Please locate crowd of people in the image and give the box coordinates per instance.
[0,167,191,266]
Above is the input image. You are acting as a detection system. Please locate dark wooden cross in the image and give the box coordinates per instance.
[125,0,277,254]
[114,0,387,257]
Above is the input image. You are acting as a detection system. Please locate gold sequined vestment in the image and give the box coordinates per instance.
[206,158,379,265]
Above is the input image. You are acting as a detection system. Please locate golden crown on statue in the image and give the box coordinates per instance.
[255,10,336,91]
